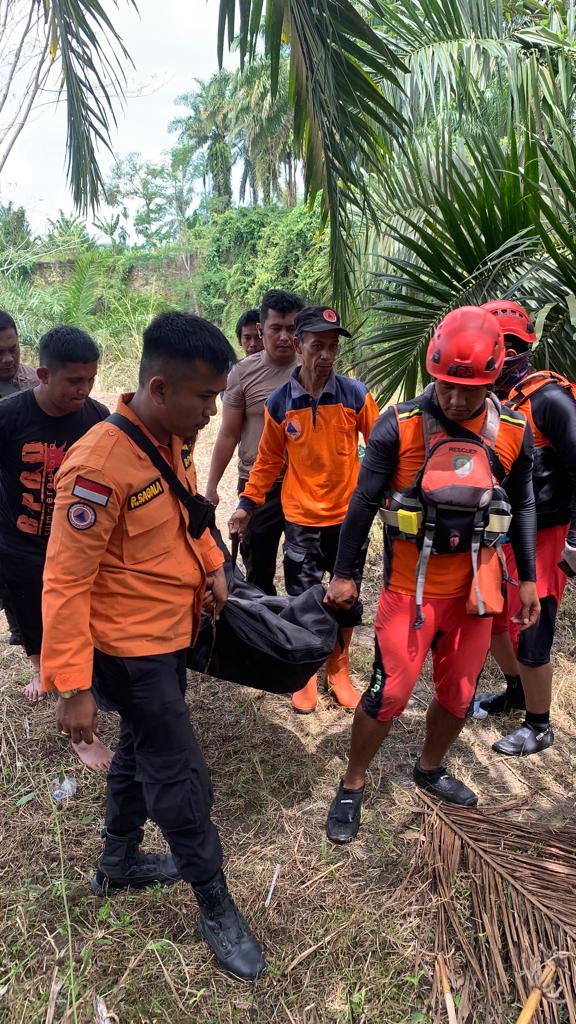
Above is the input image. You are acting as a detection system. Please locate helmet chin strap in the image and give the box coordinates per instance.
[495,351,532,398]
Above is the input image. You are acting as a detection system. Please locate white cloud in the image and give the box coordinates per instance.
[1,0,235,233]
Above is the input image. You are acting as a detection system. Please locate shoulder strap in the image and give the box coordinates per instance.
[107,413,215,540]
[508,370,568,409]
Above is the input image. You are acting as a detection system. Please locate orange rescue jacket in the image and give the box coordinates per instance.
[239,369,380,526]
[41,395,224,694]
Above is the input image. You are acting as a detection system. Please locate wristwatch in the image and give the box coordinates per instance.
[59,688,81,700]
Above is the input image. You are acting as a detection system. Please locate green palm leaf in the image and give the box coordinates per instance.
[356,126,547,402]
[217,0,406,313]
[45,0,137,213]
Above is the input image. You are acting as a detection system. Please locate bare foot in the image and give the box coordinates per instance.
[72,736,114,772]
[22,674,45,703]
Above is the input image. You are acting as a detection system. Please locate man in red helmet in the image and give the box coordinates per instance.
[477,300,576,756]
[322,306,539,843]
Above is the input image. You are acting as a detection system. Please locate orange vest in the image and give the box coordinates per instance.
[508,370,576,448]
[507,370,576,528]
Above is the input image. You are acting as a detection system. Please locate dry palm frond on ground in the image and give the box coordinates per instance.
[409,792,576,1022]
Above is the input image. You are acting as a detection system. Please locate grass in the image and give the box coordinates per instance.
[1,409,575,1023]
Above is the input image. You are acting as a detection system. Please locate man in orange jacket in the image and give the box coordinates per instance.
[229,306,379,713]
[323,307,540,843]
[41,312,265,982]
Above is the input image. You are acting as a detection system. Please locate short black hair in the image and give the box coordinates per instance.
[140,311,236,385]
[235,308,260,340]
[260,289,304,325]
[39,325,101,369]
[0,310,17,334]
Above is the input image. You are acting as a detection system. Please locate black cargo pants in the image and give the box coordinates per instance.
[0,548,44,655]
[283,521,368,628]
[92,648,222,886]
[238,475,285,595]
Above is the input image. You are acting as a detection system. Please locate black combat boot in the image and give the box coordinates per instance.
[193,870,266,981]
[90,828,180,896]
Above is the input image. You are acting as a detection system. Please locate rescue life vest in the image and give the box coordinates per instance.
[508,370,576,528]
[508,369,576,413]
[379,384,513,629]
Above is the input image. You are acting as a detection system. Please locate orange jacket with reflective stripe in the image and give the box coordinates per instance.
[41,395,224,693]
[239,369,380,526]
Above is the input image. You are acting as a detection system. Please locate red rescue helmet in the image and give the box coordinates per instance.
[426,306,505,386]
[481,299,536,345]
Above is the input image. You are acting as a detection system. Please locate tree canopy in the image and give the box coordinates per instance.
[2,0,576,399]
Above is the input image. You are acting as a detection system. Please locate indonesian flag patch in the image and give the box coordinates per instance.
[72,475,112,507]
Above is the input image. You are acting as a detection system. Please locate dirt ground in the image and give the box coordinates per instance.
[1,407,575,1023]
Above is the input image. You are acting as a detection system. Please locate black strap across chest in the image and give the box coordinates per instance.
[107,412,215,540]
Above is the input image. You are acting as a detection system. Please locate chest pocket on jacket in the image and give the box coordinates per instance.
[333,411,357,456]
[122,494,175,564]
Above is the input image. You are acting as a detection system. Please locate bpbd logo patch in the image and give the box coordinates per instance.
[285,417,303,440]
[68,503,96,530]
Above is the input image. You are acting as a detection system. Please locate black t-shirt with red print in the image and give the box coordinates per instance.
[0,388,109,555]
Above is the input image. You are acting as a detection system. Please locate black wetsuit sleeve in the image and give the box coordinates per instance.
[505,422,537,581]
[334,407,399,577]
[530,384,576,545]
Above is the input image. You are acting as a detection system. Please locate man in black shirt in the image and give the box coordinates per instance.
[0,309,38,646]
[0,325,112,769]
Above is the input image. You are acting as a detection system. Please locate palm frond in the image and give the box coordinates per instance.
[45,0,137,213]
[217,0,406,314]
[413,792,576,1018]
[356,126,546,402]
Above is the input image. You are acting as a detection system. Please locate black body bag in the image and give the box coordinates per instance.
[187,531,339,694]
[104,415,339,695]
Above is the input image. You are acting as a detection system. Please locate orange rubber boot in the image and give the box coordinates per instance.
[326,628,360,709]
[291,674,318,714]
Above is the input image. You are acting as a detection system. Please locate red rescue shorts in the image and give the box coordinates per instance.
[491,523,569,666]
[361,589,493,722]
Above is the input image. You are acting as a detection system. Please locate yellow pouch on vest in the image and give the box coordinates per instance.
[466,546,505,617]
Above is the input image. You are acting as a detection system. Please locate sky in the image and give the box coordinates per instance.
[1,0,235,234]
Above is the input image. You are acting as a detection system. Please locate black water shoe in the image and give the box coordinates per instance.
[194,871,266,982]
[478,689,525,714]
[413,761,478,806]
[326,781,364,844]
[492,723,554,756]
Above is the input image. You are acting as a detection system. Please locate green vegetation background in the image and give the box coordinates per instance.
[0,201,330,390]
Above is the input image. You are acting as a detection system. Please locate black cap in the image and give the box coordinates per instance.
[294,305,351,338]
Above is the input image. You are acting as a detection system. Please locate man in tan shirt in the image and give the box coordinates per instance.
[0,310,37,398]
[206,288,304,593]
